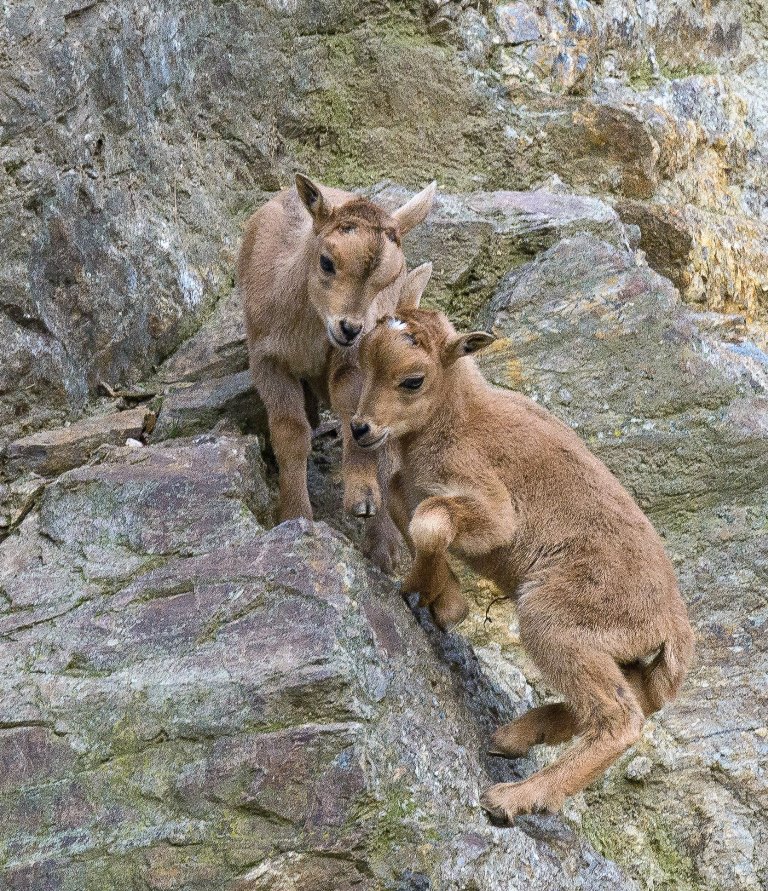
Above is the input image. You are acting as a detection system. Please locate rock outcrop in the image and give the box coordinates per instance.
[2,203,767,888]
[5,0,766,446]
[2,1,768,888]
[0,436,637,891]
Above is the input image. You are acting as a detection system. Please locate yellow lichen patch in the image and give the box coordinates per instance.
[504,356,524,389]
[449,557,524,655]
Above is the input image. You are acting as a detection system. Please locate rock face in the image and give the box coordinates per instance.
[5,0,766,446]
[2,0,768,888]
[7,407,153,477]
[439,0,768,332]
[0,437,637,890]
[2,216,767,889]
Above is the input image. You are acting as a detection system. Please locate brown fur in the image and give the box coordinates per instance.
[237,174,435,568]
[353,283,695,822]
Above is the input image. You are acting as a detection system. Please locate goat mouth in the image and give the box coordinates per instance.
[357,431,388,450]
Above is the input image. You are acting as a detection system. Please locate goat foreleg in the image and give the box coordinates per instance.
[406,490,515,631]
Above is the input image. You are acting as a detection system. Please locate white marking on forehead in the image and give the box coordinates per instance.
[387,318,408,331]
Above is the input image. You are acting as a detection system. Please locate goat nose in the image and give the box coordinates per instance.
[339,319,362,342]
[350,421,370,441]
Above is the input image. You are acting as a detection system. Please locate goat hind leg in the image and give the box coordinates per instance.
[489,703,581,758]
[481,640,644,821]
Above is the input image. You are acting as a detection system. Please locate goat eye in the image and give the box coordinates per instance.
[320,254,336,275]
[399,376,424,391]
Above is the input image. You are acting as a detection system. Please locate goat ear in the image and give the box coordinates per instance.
[442,331,496,366]
[397,262,433,311]
[295,173,329,226]
[392,181,437,235]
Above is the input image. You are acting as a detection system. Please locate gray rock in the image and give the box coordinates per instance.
[496,3,542,45]
[157,289,249,385]
[0,443,637,890]
[371,183,629,325]
[0,434,272,618]
[7,407,151,477]
[624,756,653,782]
[151,371,266,441]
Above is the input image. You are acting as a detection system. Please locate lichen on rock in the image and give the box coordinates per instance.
[2,0,768,888]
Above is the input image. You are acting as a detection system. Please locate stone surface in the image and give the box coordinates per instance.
[436,1,768,328]
[2,0,768,887]
[0,438,637,890]
[7,407,151,477]
[372,183,629,325]
[496,3,542,45]
[151,371,266,442]
[4,0,766,444]
[157,290,249,386]
[0,1,518,443]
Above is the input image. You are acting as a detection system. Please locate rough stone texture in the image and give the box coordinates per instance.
[372,182,630,324]
[443,1,768,334]
[157,291,249,386]
[7,407,152,477]
[0,0,518,444]
[150,371,265,442]
[2,0,768,887]
[4,0,766,445]
[0,440,637,890]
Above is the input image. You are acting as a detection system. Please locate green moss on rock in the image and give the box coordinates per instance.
[581,790,699,891]
[286,9,515,191]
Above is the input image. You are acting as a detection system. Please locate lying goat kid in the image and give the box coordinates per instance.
[351,279,694,822]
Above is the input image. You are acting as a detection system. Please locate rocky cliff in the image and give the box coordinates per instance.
[1,1,767,889]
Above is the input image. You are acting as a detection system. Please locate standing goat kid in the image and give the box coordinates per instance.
[238,175,435,567]
[351,276,694,822]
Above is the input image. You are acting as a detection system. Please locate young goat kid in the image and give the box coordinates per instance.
[351,277,694,822]
[238,175,435,567]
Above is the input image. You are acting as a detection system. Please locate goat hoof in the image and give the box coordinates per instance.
[480,781,560,824]
[487,727,528,759]
[345,483,381,519]
[431,594,469,632]
[351,498,377,518]
[479,787,514,825]
[362,537,396,574]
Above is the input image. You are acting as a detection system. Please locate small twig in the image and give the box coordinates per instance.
[99,381,156,402]
[484,595,510,626]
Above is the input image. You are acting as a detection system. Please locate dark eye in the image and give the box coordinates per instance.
[400,376,424,391]
[320,254,335,275]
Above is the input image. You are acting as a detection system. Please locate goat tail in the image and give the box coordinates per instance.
[643,621,695,713]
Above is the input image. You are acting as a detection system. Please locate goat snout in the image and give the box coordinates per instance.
[327,318,364,348]
[339,319,362,342]
[350,420,370,441]
[350,418,388,450]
